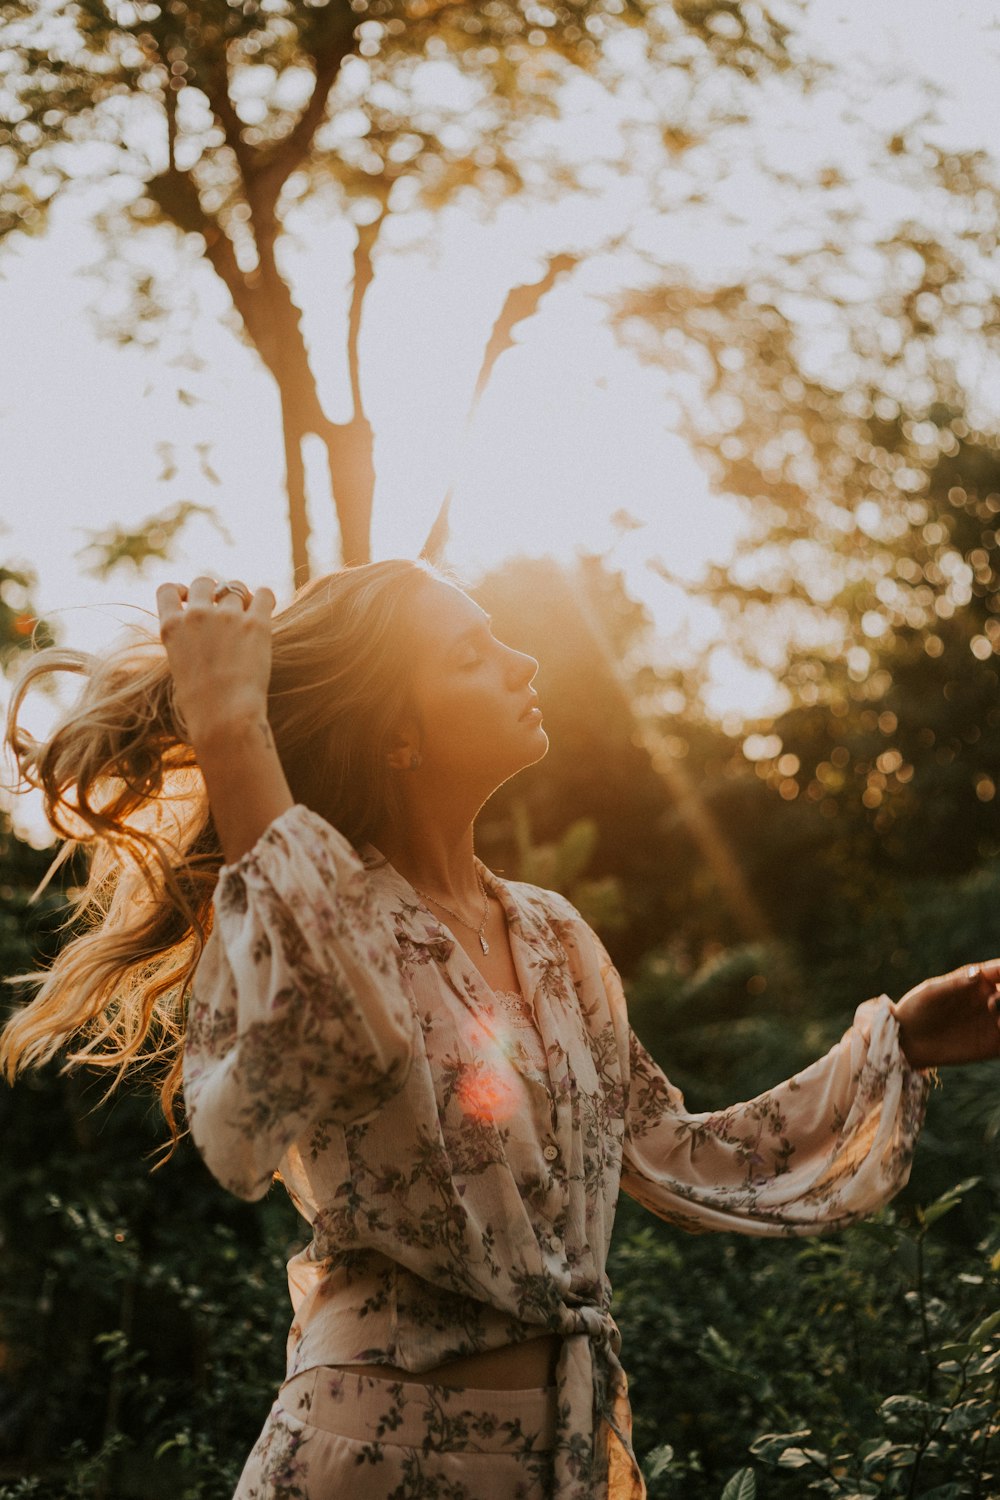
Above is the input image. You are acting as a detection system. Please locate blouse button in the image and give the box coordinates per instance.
[543,1144,559,1162]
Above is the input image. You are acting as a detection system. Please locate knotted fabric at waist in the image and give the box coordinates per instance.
[549,1298,644,1499]
[283,1246,645,1499]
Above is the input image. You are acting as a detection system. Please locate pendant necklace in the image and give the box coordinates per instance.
[413,866,491,953]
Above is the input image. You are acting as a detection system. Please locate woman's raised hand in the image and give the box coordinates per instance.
[889,960,1000,1070]
[156,577,292,864]
[157,576,276,751]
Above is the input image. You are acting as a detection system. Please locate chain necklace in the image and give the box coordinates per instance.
[412,865,491,953]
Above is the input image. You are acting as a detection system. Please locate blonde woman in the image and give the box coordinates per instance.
[4,558,1000,1500]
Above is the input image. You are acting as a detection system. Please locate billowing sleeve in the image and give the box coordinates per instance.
[183,804,419,1201]
[593,931,932,1237]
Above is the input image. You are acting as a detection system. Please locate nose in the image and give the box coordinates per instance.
[503,642,538,685]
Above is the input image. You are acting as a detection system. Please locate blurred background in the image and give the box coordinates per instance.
[2,0,1000,1495]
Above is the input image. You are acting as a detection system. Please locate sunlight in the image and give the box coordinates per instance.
[560,562,775,942]
[453,1012,525,1124]
[4,0,999,823]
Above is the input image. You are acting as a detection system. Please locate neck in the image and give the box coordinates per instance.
[370,782,486,903]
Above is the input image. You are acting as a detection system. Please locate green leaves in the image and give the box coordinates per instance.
[508,799,626,931]
[645,1443,675,1479]
[917,1176,982,1230]
[616,1170,1000,1500]
[720,1470,756,1500]
[75,499,232,579]
[742,1210,1000,1497]
[749,1430,823,1470]
[0,563,54,669]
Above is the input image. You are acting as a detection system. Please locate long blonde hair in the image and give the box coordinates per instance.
[1,557,450,1144]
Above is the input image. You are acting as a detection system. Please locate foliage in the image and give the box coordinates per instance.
[610,98,1000,922]
[611,1187,1000,1499]
[0,1040,304,1497]
[507,798,627,933]
[75,503,232,581]
[0,567,53,670]
[609,829,1000,1499]
[748,1175,1000,1498]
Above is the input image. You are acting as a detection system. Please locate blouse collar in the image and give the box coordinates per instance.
[357,841,557,960]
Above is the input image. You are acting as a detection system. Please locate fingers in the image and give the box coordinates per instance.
[916,969,971,1000]
[903,963,1000,1015]
[937,960,1000,992]
[248,586,276,622]
[188,575,219,610]
[156,581,185,630]
[214,578,251,612]
[956,961,1000,1017]
[966,963,1000,1033]
[157,577,275,621]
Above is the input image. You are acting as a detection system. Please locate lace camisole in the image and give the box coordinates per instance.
[486,987,550,1077]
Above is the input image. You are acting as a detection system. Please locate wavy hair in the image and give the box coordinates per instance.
[0,557,452,1146]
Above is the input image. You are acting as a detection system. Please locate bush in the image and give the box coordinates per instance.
[611,1184,1000,1499]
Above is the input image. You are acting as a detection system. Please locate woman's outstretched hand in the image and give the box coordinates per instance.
[889,960,1000,1070]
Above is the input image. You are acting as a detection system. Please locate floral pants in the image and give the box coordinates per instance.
[233,1366,558,1499]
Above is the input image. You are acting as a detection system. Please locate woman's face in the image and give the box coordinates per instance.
[404,579,548,786]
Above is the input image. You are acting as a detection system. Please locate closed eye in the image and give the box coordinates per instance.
[460,624,496,667]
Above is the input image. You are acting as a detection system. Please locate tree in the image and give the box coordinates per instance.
[608,102,1000,885]
[1,0,795,580]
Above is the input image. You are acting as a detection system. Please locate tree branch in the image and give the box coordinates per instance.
[347,213,384,418]
[420,251,580,563]
[165,66,178,172]
[201,57,259,192]
[255,40,354,212]
[471,251,579,408]
[141,160,268,350]
[201,217,264,344]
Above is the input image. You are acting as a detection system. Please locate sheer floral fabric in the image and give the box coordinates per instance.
[233,1367,558,1498]
[183,805,931,1499]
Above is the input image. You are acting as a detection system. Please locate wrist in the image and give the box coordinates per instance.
[890,999,930,1070]
[187,704,273,756]
[889,1000,912,1059]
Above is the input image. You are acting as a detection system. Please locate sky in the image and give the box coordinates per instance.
[3,0,1000,843]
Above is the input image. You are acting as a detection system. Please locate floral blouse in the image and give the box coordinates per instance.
[183,805,931,1500]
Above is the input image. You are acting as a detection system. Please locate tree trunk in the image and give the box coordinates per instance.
[279,402,312,586]
[318,412,375,569]
[251,259,376,577]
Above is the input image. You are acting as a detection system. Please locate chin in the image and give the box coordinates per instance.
[484,731,549,791]
[519,726,550,768]
[534,724,550,753]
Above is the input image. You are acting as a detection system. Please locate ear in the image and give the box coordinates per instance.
[386,725,419,771]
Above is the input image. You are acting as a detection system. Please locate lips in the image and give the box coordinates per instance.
[519,697,542,720]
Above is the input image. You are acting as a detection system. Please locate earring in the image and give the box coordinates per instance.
[409,752,422,770]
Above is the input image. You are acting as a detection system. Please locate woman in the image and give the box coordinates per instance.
[3,557,1000,1500]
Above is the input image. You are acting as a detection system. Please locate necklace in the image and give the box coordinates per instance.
[413,865,491,954]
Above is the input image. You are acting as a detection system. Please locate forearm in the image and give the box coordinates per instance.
[194,712,295,866]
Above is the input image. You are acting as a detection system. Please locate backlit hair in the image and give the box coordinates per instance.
[1,557,453,1146]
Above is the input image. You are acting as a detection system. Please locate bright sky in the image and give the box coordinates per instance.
[2,0,1000,844]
